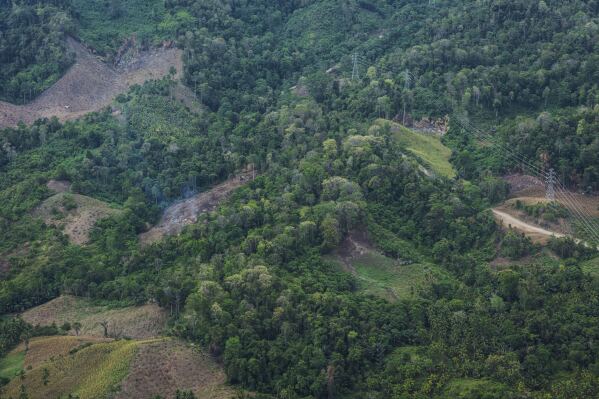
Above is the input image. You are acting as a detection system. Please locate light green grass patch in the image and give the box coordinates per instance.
[337,250,455,301]
[0,350,24,381]
[581,256,599,278]
[1,338,158,399]
[373,119,455,178]
[440,378,511,398]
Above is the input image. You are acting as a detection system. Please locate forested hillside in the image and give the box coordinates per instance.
[0,0,75,103]
[1,0,599,398]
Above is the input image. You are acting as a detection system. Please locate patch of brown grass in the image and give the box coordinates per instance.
[46,179,72,193]
[115,338,234,399]
[12,336,111,370]
[22,295,168,339]
[33,193,121,245]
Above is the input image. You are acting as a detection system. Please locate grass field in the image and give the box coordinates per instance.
[373,119,456,178]
[0,337,233,399]
[33,193,122,245]
[0,351,24,382]
[330,239,456,301]
[350,251,455,301]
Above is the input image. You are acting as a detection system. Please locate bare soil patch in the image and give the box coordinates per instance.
[33,192,122,245]
[21,295,168,339]
[504,173,545,198]
[46,179,72,193]
[503,174,599,217]
[0,37,182,128]
[115,339,233,399]
[334,230,374,273]
[140,169,256,245]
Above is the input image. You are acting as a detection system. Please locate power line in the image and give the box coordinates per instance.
[387,69,599,245]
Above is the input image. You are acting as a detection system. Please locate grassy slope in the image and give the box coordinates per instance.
[350,251,455,301]
[374,119,455,178]
[33,193,122,245]
[0,351,24,382]
[0,336,233,399]
[1,338,154,399]
[581,256,599,278]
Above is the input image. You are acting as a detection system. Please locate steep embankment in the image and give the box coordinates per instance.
[0,37,182,128]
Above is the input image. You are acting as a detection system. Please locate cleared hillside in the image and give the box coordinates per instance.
[0,37,181,128]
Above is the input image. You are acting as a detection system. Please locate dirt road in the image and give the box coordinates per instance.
[492,209,565,242]
[0,37,182,128]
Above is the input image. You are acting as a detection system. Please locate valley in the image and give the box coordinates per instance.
[1,0,599,398]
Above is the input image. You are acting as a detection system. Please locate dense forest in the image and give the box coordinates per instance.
[1,0,599,398]
[0,0,75,103]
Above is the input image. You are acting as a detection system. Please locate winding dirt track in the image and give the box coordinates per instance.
[492,209,565,241]
[0,37,182,128]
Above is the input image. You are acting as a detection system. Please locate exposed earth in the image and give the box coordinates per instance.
[33,192,122,245]
[0,37,182,128]
[140,169,256,245]
[492,209,565,244]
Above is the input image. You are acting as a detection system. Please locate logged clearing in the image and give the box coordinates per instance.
[331,231,455,301]
[140,169,255,245]
[374,119,456,178]
[22,295,168,339]
[0,37,182,128]
[115,339,233,399]
[33,192,122,245]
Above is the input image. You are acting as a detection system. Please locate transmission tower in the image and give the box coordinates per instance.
[546,168,556,201]
[351,53,360,81]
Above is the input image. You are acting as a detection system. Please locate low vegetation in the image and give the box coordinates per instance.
[34,193,122,245]
[375,119,456,178]
[22,295,168,339]
[1,338,150,399]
